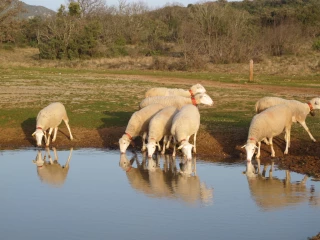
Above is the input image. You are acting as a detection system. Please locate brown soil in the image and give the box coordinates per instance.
[1,74,320,179]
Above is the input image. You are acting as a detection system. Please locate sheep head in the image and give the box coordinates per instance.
[309,97,320,116]
[146,140,158,158]
[197,93,214,106]
[178,141,194,160]
[32,128,47,147]
[119,134,131,153]
[242,142,258,162]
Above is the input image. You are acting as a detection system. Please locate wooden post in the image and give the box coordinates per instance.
[249,59,254,82]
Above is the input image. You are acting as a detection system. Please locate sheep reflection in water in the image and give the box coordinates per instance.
[244,159,319,211]
[119,153,213,205]
[32,147,73,187]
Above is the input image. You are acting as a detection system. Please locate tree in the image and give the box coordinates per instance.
[67,0,106,16]
[0,0,23,43]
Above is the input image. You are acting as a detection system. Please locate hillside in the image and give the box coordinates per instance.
[19,1,55,19]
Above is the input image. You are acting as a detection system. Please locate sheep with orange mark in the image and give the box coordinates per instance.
[32,102,73,147]
[139,93,213,109]
[119,103,165,153]
[255,96,320,142]
[242,104,293,162]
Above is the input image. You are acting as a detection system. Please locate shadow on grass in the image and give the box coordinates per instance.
[21,117,36,146]
[98,111,134,150]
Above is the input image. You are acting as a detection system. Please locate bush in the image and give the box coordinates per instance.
[312,39,320,51]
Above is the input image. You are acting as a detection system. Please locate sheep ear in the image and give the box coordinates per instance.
[178,145,183,150]
[32,132,36,137]
[32,160,36,164]
[241,145,246,148]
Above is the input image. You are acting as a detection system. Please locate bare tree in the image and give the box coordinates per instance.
[68,0,106,16]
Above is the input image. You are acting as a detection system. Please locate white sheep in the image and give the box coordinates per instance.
[146,106,179,158]
[145,83,206,98]
[119,103,165,153]
[242,104,293,162]
[140,93,213,109]
[255,96,320,142]
[32,102,73,147]
[171,104,200,160]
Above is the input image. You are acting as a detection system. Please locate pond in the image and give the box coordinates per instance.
[0,148,319,240]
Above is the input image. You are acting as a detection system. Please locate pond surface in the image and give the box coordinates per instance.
[1,148,319,240]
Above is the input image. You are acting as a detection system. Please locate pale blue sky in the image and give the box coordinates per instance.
[23,0,240,11]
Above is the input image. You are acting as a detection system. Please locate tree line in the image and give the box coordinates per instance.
[1,0,320,70]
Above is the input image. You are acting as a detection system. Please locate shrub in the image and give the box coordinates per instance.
[312,39,320,51]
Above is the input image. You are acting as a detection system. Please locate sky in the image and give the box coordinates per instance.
[22,0,218,11]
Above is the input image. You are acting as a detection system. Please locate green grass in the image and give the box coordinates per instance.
[1,66,320,142]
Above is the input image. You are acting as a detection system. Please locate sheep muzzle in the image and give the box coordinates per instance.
[310,110,316,117]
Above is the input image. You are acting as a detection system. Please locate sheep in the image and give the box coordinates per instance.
[119,103,165,153]
[145,83,206,98]
[255,96,320,142]
[139,93,213,109]
[32,102,73,147]
[146,106,179,158]
[32,147,73,187]
[170,104,200,160]
[242,104,293,162]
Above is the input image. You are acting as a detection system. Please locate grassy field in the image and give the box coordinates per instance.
[1,64,320,141]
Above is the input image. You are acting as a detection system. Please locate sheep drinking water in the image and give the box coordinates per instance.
[242,104,293,162]
[171,104,200,160]
[146,106,179,157]
[255,96,320,142]
[119,103,165,153]
[32,102,73,147]
[145,83,206,98]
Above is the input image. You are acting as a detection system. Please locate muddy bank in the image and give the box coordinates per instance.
[1,126,320,178]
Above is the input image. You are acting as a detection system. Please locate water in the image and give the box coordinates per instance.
[0,148,319,240]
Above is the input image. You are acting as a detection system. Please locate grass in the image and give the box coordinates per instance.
[1,54,320,143]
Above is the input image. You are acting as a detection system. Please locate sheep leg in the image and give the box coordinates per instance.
[63,119,74,140]
[269,137,275,157]
[52,127,58,142]
[172,138,177,157]
[299,121,316,142]
[262,137,270,145]
[255,141,261,159]
[284,126,291,155]
[141,132,147,152]
[166,135,172,149]
[46,128,53,146]
[193,132,197,153]
[161,136,168,155]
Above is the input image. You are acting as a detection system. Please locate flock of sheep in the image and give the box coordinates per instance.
[32,84,320,162]
[118,84,213,160]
